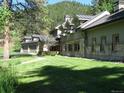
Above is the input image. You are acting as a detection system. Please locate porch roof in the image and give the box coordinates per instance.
[22,34,48,44]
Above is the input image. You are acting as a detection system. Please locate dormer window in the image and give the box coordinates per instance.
[25,39,31,42]
[62,33,66,36]
[33,38,39,41]
[69,30,74,33]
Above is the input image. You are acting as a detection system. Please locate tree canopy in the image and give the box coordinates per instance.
[0,0,52,59]
[92,0,114,14]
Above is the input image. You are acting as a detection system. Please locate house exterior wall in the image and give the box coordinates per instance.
[61,31,85,57]
[86,19,124,60]
[60,19,124,61]
[21,42,40,54]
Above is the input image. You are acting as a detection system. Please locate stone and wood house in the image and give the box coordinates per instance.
[50,25,62,52]
[52,0,124,61]
[21,34,48,54]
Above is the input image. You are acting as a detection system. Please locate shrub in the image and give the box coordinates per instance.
[0,65,18,93]
[42,51,58,56]
[50,51,58,56]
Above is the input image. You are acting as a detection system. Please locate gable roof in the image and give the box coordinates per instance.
[55,25,61,30]
[32,34,48,42]
[76,15,94,21]
[79,11,110,29]
[24,36,32,40]
[79,9,124,30]
[23,34,48,43]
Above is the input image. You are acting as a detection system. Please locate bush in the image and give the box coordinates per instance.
[0,65,18,93]
[50,51,58,56]
[42,51,58,56]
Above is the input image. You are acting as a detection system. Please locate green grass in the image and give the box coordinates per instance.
[0,47,3,55]
[10,56,124,93]
[0,56,36,65]
[1,55,124,93]
[0,47,21,57]
[0,65,17,93]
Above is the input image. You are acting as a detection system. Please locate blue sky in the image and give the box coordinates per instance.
[12,0,26,4]
[48,0,92,5]
[12,0,92,5]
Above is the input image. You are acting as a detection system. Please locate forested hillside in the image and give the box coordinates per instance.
[47,1,92,28]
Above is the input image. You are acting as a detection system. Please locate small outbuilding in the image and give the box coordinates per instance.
[21,34,48,55]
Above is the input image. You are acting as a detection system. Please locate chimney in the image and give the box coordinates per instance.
[114,0,124,11]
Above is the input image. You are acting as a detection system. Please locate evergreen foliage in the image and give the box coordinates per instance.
[12,5,52,50]
[47,1,92,29]
[0,0,52,51]
[0,7,12,32]
[92,0,114,14]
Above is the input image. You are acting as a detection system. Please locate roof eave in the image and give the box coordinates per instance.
[84,17,124,31]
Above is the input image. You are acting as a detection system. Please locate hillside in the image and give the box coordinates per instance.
[47,1,92,28]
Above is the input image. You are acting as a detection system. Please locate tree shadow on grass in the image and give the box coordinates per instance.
[16,66,124,93]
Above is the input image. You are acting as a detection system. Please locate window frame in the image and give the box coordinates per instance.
[68,44,73,52]
[112,33,120,52]
[100,36,107,53]
[74,43,80,52]
[91,37,96,53]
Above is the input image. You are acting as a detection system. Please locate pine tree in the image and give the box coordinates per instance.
[92,0,114,14]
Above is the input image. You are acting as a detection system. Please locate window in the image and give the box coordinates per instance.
[25,39,31,42]
[64,44,67,52]
[112,34,119,52]
[66,44,68,51]
[33,38,39,42]
[74,43,80,51]
[100,36,107,53]
[30,44,37,50]
[22,45,28,50]
[68,44,73,51]
[91,37,96,52]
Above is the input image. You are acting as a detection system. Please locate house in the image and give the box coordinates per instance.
[114,0,124,11]
[50,25,61,52]
[21,34,48,54]
[56,0,124,61]
[59,14,95,57]
[79,10,124,60]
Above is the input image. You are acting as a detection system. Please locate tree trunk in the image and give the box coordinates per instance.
[3,0,11,60]
[3,21,10,60]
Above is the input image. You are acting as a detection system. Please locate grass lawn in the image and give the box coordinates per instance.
[1,55,124,93]
[0,55,36,65]
[7,55,123,93]
[0,47,3,55]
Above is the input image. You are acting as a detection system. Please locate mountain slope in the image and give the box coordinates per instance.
[47,1,92,28]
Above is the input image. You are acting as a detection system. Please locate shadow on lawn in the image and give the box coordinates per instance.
[16,66,124,93]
